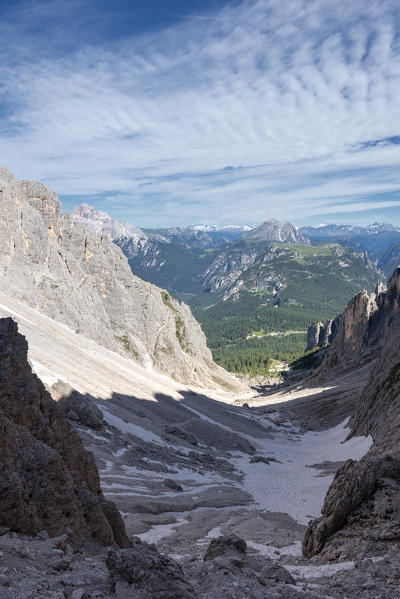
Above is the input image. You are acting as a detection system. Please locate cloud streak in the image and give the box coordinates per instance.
[1,0,400,226]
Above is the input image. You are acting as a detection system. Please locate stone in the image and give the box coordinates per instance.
[250,455,278,464]
[106,543,196,598]
[52,383,104,431]
[203,535,247,561]
[163,478,183,492]
[165,425,198,446]
[304,269,400,558]
[0,317,129,548]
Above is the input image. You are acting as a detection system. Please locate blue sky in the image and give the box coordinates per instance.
[1,0,400,227]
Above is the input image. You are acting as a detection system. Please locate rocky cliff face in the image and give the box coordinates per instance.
[0,317,128,547]
[303,269,400,558]
[305,317,341,352]
[315,282,387,373]
[0,168,240,390]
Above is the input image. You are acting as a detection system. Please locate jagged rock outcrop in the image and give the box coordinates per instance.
[305,321,324,351]
[203,534,247,561]
[315,282,388,373]
[303,269,400,557]
[0,317,129,547]
[305,317,341,351]
[303,452,400,557]
[51,382,105,430]
[0,168,241,390]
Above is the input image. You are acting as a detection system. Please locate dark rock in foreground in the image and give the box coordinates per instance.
[203,534,247,562]
[163,478,184,492]
[106,540,197,598]
[260,563,295,585]
[0,317,128,548]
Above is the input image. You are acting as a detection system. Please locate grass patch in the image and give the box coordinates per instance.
[115,334,139,359]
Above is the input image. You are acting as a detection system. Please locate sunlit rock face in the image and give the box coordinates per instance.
[0,168,242,391]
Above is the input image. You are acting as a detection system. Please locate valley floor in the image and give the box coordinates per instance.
[0,293,390,598]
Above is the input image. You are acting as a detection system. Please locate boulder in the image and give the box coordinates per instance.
[163,478,183,492]
[203,534,247,561]
[106,541,196,598]
[260,563,295,584]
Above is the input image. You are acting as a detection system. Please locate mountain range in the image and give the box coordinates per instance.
[72,204,384,373]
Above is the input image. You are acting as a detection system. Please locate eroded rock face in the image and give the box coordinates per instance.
[319,290,379,371]
[0,317,128,548]
[306,317,341,352]
[0,167,241,391]
[305,322,323,351]
[303,269,400,557]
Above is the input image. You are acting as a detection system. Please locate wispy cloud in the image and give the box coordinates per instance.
[1,0,400,226]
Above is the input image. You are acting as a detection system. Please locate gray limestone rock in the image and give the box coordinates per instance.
[305,322,324,351]
[306,317,341,352]
[243,219,310,245]
[260,563,295,584]
[164,425,198,446]
[0,168,242,392]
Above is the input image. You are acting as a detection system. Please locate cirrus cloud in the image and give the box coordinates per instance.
[1,0,400,226]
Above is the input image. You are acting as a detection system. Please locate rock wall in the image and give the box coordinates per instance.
[0,167,241,391]
[0,317,129,547]
[305,316,341,352]
[312,282,387,373]
[303,269,400,557]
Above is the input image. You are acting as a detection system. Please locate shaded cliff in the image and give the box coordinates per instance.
[303,269,400,557]
[311,282,387,373]
[0,317,128,547]
[305,317,341,352]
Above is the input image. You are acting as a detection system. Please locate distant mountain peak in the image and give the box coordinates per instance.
[72,203,147,241]
[190,224,252,232]
[243,218,310,245]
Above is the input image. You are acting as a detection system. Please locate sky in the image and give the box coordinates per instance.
[1,0,400,227]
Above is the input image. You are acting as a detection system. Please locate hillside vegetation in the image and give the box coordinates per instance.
[73,208,381,376]
[190,244,379,374]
